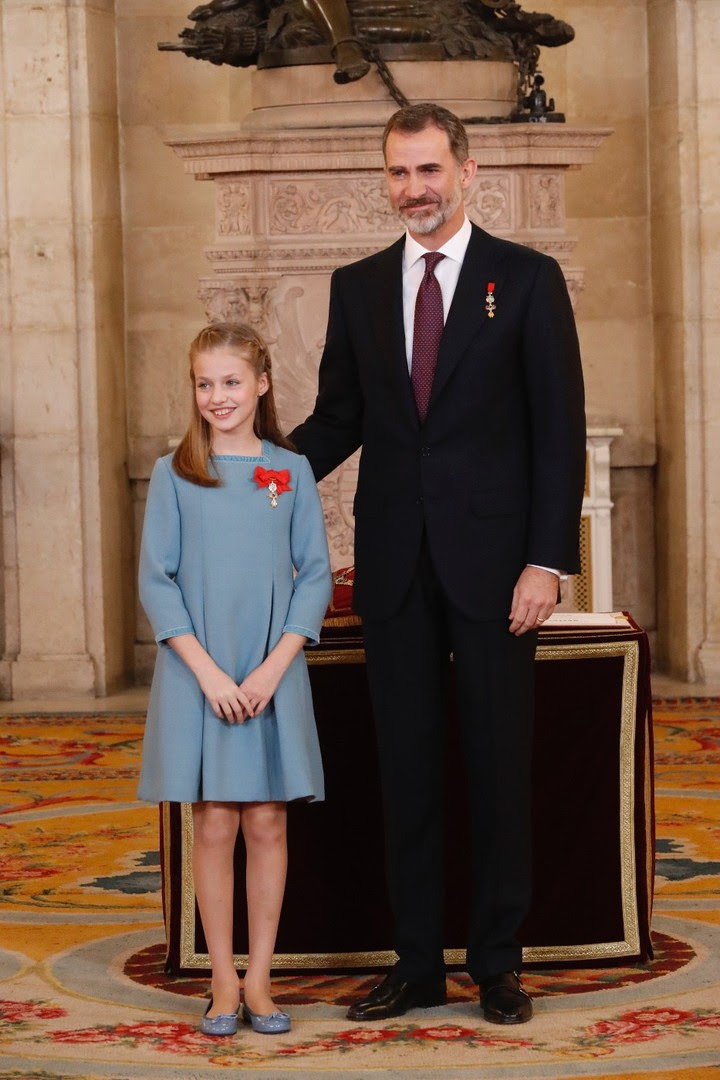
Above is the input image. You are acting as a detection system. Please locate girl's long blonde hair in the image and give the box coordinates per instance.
[172,323,294,487]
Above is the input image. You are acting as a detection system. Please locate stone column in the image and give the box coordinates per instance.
[0,0,133,697]
[648,0,720,680]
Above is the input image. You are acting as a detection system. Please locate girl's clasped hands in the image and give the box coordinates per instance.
[199,654,287,723]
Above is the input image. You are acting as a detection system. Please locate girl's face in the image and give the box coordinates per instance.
[193,346,269,449]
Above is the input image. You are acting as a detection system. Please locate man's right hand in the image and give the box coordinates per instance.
[508,566,558,635]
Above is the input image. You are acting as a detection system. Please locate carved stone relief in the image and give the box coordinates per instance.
[521,237,576,260]
[466,174,512,231]
[269,279,358,566]
[269,178,396,235]
[563,270,585,311]
[318,462,359,566]
[216,180,251,236]
[205,245,391,274]
[271,283,322,426]
[198,278,279,340]
[528,173,563,229]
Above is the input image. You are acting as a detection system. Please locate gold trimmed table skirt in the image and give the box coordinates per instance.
[160,616,654,973]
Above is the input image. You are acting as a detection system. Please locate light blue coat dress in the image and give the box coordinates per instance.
[137,443,331,804]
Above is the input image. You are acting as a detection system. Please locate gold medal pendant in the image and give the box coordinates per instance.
[485,281,496,319]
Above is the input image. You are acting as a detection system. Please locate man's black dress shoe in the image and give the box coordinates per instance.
[346,972,447,1021]
[479,971,533,1024]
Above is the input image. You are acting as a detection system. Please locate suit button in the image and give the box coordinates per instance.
[416,496,424,505]
[421,446,431,456]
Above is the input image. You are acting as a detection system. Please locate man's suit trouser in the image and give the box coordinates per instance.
[361,537,537,984]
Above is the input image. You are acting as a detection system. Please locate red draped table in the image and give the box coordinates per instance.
[160,613,654,974]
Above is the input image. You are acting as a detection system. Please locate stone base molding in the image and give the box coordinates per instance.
[697,642,720,685]
[11,655,96,699]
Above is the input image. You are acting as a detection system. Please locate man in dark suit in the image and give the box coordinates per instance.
[291,103,586,1025]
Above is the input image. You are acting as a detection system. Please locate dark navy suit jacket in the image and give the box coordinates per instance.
[292,223,586,622]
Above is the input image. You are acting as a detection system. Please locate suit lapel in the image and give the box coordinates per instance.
[428,225,498,413]
[363,236,420,430]
[360,226,504,428]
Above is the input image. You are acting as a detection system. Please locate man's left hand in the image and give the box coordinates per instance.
[509,566,558,635]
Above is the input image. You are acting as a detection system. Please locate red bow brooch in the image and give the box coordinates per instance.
[254,466,292,507]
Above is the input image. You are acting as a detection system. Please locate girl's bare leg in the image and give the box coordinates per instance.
[192,801,242,1017]
[240,800,288,1015]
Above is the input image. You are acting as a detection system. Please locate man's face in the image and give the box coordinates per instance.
[384,124,476,244]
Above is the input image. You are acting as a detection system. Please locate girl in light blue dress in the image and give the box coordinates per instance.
[138,323,331,1036]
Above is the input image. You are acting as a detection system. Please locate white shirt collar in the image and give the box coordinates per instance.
[403,214,473,271]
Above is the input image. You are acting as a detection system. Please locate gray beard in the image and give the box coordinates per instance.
[396,188,464,236]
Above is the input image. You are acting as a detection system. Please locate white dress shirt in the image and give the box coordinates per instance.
[401,216,565,583]
[402,215,472,372]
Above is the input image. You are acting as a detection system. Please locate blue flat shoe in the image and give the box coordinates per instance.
[242,1003,291,1034]
[199,997,239,1036]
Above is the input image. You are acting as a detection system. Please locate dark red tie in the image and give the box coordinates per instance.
[411,251,445,421]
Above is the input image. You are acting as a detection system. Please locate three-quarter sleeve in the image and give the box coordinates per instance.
[139,457,195,644]
[282,455,332,645]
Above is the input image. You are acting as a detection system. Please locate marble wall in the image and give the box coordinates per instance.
[1,0,132,697]
[114,1,243,678]
[539,0,657,639]
[1,0,716,692]
[646,0,720,679]
[116,2,241,483]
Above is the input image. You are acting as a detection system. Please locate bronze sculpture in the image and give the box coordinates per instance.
[158,0,573,114]
[516,71,562,122]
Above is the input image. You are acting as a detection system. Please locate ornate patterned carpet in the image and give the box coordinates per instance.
[0,700,719,1078]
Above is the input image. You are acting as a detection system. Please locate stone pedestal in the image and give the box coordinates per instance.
[247,59,517,130]
[165,114,610,578]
